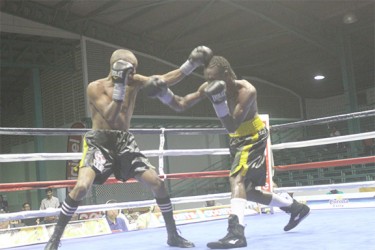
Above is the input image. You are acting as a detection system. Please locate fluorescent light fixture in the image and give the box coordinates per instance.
[343,13,358,24]
[314,75,325,80]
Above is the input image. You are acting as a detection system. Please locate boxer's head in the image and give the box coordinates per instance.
[110,49,138,75]
[204,56,237,83]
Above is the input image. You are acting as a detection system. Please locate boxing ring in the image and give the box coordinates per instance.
[0,110,374,250]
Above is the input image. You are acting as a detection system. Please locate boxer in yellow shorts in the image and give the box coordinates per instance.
[148,54,310,249]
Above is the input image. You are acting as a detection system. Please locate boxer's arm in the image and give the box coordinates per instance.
[137,46,213,88]
[219,95,256,133]
[158,69,187,86]
[143,77,207,112]
[169,85,207,112]
[223,87,256,133]
[205,81,256,133]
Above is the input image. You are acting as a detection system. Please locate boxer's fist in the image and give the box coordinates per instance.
[111,60,134,101]
[144,77,174,104]
[144,77,167,98]
[188,46,213,67]
[111,60,134,84]
[204,80,227,104]
[180,46,213,75]
[204,80,230,118]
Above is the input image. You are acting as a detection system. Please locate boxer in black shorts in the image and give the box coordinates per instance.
[45,46,213,250]
[147,54,310,249]
[80,130,154,185]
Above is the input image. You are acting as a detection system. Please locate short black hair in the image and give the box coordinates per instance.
[45,188,53,193]
[207,56,237,80]
[23,202,31,208]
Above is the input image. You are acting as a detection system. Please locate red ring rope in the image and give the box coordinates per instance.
[1,156,373,192]
[274,156,374,171]
[0,170,230,192]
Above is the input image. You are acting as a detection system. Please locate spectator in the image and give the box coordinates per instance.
[0,195,8,212]
[104,200,128,233]
[328,126,345,152]
[362,129,374,156]
[21,202,39,226]
[205,200,222,207]
[40,188,60,224]
[40,188,60,210]
[125,208,140,224]
[0,210,11,230]
[136,205,161,230]
[71,213,80,221]
[327,189,343,194]
[40,209,59,224]
[205,200,216,207]
[329,126,341,137]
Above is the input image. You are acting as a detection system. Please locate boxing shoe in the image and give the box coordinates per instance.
[280,199,310,231]
[44,226,63,250]
[167,231,195,248]
[207,214,247,249]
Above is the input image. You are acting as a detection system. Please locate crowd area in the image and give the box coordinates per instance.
[0,189,163,233]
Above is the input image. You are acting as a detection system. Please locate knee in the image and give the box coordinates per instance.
[149,178,166,192]
[230,175,244,189]
[73,182,91,197]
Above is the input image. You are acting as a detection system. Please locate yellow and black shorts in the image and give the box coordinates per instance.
[229,115,268,187]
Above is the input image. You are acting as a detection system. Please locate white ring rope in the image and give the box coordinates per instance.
[0,127,227,136]
[272,131,375,150]
[0,192,231,222]
[1,131,374,162]
[0,149,231,163]
[0,110,373,136]
[275,181,375,193]
[1,179,375,222]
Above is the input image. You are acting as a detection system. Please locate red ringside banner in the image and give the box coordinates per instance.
[66,122,85,191]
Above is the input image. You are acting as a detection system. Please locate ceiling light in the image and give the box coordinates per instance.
[314,75,325,80]
[343,13,358,24]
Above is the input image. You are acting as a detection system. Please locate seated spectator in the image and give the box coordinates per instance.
[329,126,341,137]
[0,210,11,230]
[136,205,161,230]
[125,208,140,224]
[40,188,59,224]
[41,208,59,224]
[0,195,8,212]
[328,126,346,153]
[327,189,344,194]
[104,200,128,233]
[40,188,60,210]
[362,129,374,156]
[21,202,39,226]
[205,200,216,207]
[71,213,80,221]
[205,200,223,207]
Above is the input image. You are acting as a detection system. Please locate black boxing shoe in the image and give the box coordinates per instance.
[207,214,247,249]
[167,231,195,248]
[44,226,63,250]
[280,199,310,231]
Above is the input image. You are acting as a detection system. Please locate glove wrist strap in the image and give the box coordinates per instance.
[112,83,125,101]
[180,60,197,75]
[213,101,230,118]
[159,88,174,104]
